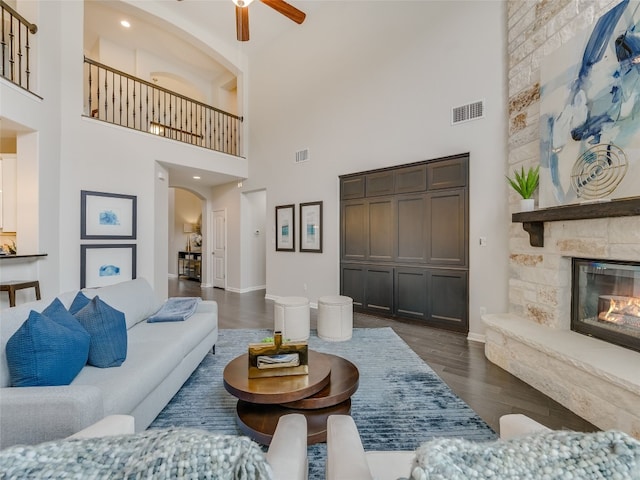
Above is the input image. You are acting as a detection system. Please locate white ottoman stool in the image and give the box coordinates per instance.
[274,296,310,341]
[317,295,353,341]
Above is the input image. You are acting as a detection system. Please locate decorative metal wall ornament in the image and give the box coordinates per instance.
[570,144,628,200]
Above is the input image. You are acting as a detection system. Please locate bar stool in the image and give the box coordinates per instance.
[0,280,41,307]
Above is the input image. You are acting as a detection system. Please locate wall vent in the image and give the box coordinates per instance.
[451,100,485,125]
[295,148,310,163]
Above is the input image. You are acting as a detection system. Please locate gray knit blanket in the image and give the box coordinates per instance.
[407,430,640,480]
[0,428,273,479]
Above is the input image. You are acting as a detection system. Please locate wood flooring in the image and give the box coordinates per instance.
[170,277,599,435]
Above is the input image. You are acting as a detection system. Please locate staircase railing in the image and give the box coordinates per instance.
[84,57,243,157]
[1,0,38,93]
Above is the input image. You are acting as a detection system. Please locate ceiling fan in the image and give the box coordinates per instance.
[232,0,306,42]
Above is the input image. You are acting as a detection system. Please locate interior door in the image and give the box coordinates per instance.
[212,209,226,289]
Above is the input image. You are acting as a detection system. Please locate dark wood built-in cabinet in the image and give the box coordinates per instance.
[340,154,469,332]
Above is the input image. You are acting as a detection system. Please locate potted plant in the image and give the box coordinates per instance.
[506,165,539,211]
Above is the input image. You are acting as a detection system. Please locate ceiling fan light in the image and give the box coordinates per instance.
[232,0,255,7]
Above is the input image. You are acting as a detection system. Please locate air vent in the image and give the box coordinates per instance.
[451,100,485,125]
[295,148,310,164]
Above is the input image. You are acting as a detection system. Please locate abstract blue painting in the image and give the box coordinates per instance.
[99,264,121,277]
[540,0,640,207]
[99,209,120,226]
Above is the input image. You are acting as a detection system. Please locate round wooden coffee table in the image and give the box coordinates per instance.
[223,350,359,445]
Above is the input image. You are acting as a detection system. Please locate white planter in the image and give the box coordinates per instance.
[520,198,535,212]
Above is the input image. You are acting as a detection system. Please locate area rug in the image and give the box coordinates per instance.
[150,327,496,479]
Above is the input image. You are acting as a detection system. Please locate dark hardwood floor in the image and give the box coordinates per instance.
[170,277,598,435]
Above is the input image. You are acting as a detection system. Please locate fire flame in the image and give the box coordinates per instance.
[599,296,640,326]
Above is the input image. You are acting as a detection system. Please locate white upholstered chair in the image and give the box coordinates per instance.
[67,413,308,480]
[325,414,552,480]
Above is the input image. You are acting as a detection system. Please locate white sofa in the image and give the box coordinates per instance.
[325,414,552,480]
[0,278,218,449]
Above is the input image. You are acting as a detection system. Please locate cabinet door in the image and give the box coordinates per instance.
[364,266,394,314]
[396,194,427,263]
[368,198,394,262]
[395,267,428,320]
[341,200,368,261]
[427,269,468,332]
[341,176,365,200]
[366,171,394,197]
[341,264,365,308]
[426,189,467,266]
[427,155,468,190]
[395,165,427,194]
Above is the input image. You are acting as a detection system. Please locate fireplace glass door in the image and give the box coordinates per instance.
[571,258,640,353]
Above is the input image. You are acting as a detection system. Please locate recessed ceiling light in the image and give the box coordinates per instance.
[120,20,131,28]
[193,176,201,180]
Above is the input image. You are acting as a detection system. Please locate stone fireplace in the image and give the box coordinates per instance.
[502,0,640,440]
[484,208,640,439]
[572,258,640,353]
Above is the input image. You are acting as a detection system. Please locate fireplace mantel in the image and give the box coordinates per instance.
[512,197,640,247]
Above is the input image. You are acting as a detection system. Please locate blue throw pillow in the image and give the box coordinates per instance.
[75,296,127,368]
[69,291,91,315]
[5,308,91,387]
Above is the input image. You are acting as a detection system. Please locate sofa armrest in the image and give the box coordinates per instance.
[67,415,135,440]
[499,414,552,440]
[195,300,218,315]
[0,385,104,449]
[326,415,374,480]
[266,414,308,480]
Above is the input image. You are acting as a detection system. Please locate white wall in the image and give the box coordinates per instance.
[241,1,509,336]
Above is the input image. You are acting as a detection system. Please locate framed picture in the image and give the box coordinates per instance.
[299,201,323,253]
[275,204,295,252]
[81,190,137,239]
[81,244,137,289]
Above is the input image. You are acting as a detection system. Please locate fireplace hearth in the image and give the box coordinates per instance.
[572,258,640,353]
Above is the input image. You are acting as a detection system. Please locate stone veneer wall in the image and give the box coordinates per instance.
[489,0,640,437]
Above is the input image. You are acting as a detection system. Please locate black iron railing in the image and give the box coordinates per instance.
[1,0,38,93]
[84,57,243,157]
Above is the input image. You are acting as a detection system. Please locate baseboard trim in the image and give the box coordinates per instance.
[467,332,486,343]
[226,285,266,294]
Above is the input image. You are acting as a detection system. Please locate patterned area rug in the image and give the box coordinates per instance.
[150,327,497,479]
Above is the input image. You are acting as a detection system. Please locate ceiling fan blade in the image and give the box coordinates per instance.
[236,5,250,41]
[260,0,306,24]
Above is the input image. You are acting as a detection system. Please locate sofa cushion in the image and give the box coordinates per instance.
[69,291,91,315]
[410,429,640,480]
[75,296,127,368]
[81,278,163,330]
[5,305,90,387]
[72,338,184,415]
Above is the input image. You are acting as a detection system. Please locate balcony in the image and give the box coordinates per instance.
[1,0,38,95]
[84,57,243,157]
